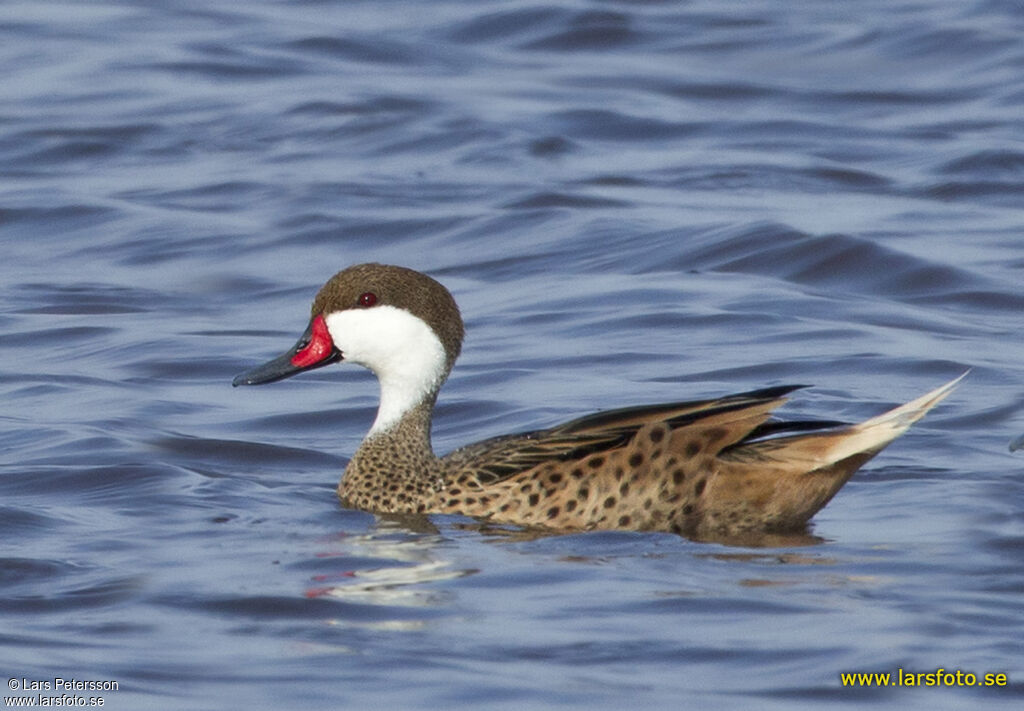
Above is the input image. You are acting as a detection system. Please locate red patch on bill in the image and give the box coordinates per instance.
[291,314,334,368]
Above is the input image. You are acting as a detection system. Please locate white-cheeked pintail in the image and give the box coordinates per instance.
[234,263,963,540]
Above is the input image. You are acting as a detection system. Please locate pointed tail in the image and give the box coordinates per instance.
[731,371,966,468]
[816,371,966,465]
[706,372,967,534]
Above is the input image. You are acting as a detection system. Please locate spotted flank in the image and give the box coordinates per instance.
[234,263,964,540]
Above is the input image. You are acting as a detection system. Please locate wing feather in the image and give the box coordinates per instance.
[442,385,809,485]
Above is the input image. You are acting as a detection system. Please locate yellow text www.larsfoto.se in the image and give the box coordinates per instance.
[840,668,1007,688]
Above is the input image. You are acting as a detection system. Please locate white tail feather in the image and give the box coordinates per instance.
[822,371,967,464]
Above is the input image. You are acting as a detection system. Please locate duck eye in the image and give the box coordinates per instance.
[358,291,377,307]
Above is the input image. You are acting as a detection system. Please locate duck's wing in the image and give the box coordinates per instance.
[444,385,810,486]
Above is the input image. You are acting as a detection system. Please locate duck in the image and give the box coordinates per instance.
[233,263,963,540]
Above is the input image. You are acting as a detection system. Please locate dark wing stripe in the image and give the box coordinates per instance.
[729,419,848,444]
[553,384,806,435]
[461,385,808,486]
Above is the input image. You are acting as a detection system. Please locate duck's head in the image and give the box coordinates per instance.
[233,263,463,433]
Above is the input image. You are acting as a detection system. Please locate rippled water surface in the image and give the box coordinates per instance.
[2,1,1023,708]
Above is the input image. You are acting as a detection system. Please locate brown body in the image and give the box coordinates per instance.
[339,375,961,539]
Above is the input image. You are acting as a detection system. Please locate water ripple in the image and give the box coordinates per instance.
[1,0,1021,708]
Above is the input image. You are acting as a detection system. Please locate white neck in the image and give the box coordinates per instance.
[324,306,448,436]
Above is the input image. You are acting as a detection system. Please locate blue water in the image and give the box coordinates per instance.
[2,1,1022,708]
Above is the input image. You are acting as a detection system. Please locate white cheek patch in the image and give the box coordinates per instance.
[324,306,448,435]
